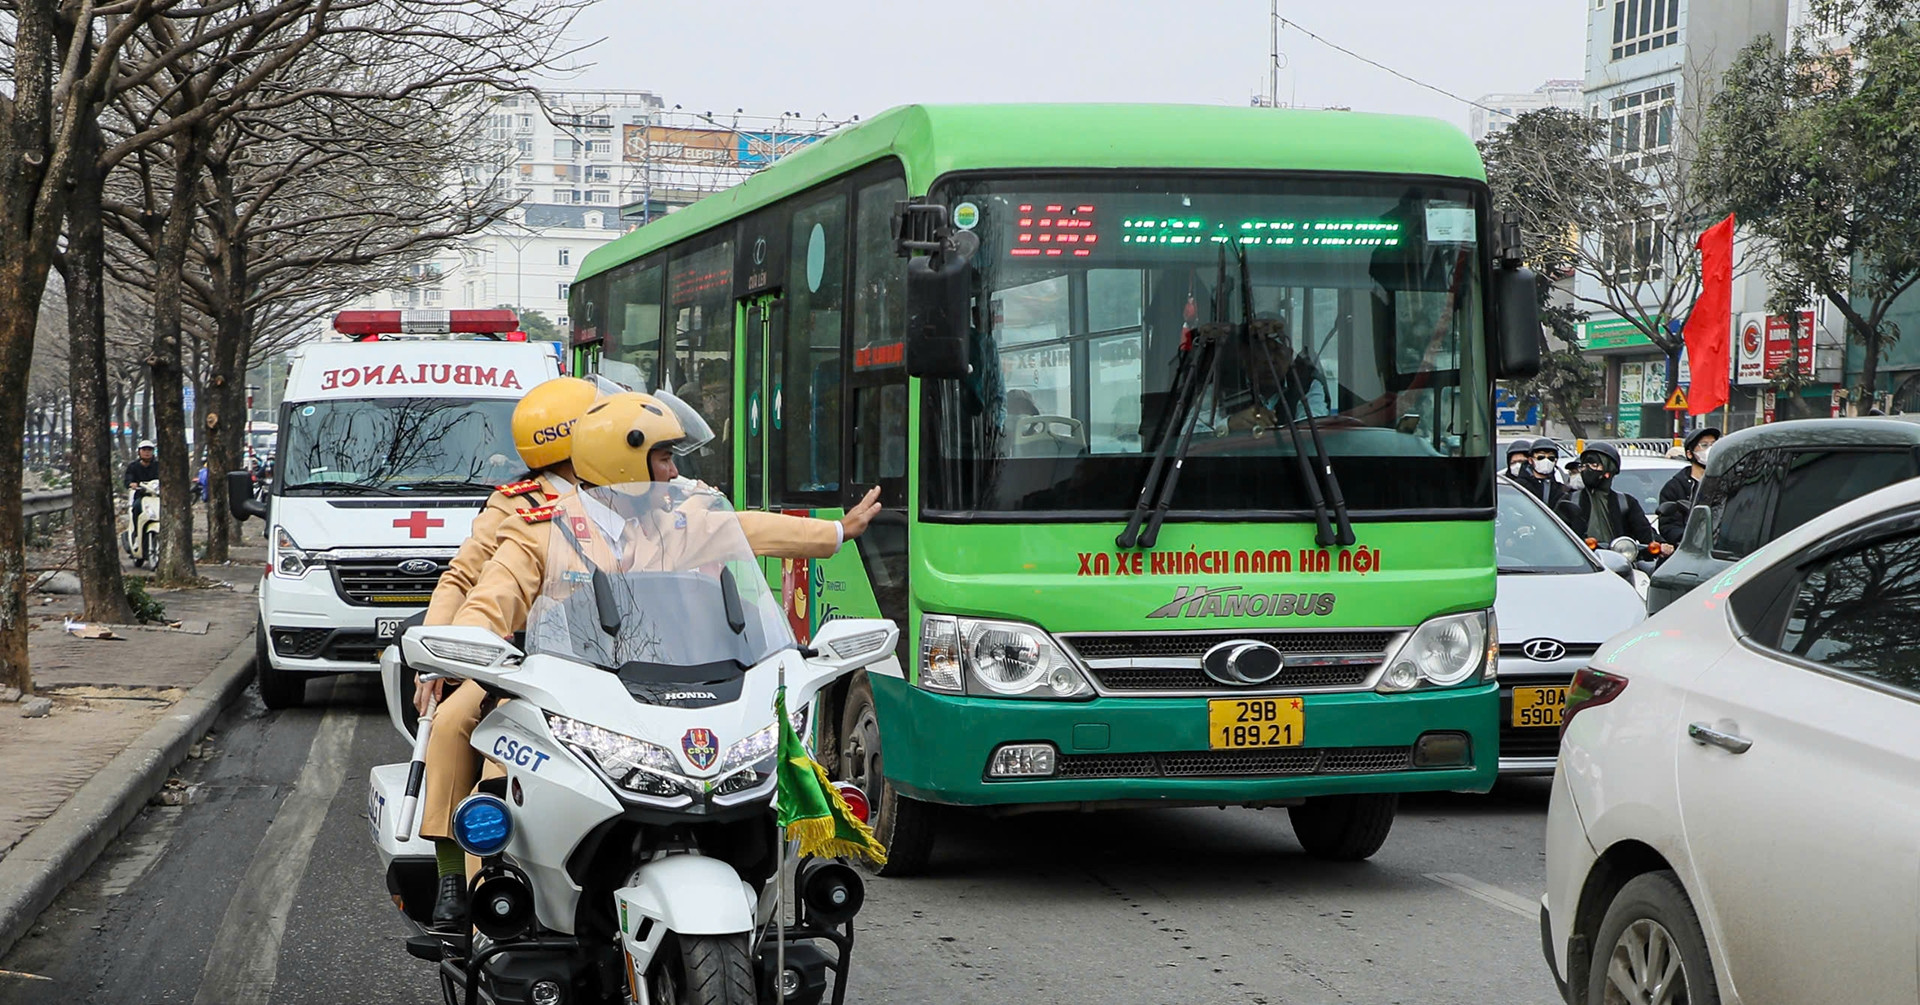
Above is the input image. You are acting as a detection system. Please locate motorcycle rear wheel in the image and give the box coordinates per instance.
[645,933,754,1005]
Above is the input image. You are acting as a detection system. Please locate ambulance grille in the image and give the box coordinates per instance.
[333,560,447,606]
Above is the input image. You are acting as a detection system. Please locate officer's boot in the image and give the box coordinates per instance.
[431,874,469,929]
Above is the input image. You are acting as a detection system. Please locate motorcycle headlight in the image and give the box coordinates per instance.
[718,722,777,775]
[918,615,1093,700]
[1376,610,1493,692]
[271,526,323,578]
[545,714,688,795]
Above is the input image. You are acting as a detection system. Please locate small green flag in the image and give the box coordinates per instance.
[774,687,887,866]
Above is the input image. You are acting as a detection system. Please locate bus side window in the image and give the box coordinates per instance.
[849,176,908,507]
[777,192,847,501]
[668,241,734,496]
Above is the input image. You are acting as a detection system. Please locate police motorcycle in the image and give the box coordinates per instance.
[370,480,897,1005]
[122,478,160,568]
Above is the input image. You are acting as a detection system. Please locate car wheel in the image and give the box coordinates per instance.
[1585,871,1720,1005]
[837,675,936,876]
[1288,793,1397,861]
[255,619,305,710]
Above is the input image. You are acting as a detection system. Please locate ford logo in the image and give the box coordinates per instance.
[397,558,440,576]
[1201,640,1286,686]
[1521,639,1568,662]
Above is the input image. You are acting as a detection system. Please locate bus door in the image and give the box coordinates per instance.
[739,293,801,626]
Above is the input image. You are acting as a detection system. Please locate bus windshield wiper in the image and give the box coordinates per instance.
[1116,320,1219,550]
[1232,242,1355,548]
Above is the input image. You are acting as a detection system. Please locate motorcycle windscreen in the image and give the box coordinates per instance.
[524,482,795,672]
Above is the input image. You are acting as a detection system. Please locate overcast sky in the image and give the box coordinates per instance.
[554,1,1586,132]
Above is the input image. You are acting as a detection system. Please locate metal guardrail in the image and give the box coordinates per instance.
[22,490,73,535]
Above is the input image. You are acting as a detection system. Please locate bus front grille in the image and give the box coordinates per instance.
[1053,745,1413,780]
[1058,630,1400,695]
[1061,630,1401,662]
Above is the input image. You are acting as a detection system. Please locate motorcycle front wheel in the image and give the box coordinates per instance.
[645,933,754,1005]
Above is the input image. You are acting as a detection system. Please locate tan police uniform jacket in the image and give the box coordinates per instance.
[423,473,569,626]
[450,485,842,639]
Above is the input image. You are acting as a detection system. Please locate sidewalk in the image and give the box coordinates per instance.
[0,537,267,958]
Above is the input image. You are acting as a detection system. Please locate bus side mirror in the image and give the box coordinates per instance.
[1493,266,1542,380]
[905,253,970,380]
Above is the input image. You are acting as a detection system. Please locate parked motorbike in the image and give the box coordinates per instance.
[122,479,160,568]
[369,482,898,1005]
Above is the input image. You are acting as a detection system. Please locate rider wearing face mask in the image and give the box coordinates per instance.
[1553,442,1655,547]
[1656,427,1718,547]
[1505,439,1534,481]
[1520,440,1570,507]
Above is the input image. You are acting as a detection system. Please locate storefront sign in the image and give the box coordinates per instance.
[1577,314,1664,351]
[1735,311,1814,385]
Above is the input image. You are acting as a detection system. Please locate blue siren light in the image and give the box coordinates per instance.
[452,794,513,857]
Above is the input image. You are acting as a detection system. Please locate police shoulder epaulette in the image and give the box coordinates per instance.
[497,479,543,498]
[517,505,557,524]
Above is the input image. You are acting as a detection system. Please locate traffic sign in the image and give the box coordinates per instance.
[1664,387,1689,411]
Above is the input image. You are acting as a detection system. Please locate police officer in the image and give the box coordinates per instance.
[414,375,596,927]
[1554,442,1655,547]
[1656,427,1718,546]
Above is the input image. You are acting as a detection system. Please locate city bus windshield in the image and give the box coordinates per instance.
[278,397,521,495]
[923,174,1494,516]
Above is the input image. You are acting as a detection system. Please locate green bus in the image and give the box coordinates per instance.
[566,104,1540,874]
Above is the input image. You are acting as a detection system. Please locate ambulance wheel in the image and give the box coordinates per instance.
[255,619,305,709]
[838,675,936,877]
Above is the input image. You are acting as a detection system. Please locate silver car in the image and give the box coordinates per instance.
[1494,478,1647,775]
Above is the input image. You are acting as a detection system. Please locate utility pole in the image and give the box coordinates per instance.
[1270,1,1280,108]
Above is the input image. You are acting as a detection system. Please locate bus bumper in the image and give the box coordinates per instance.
[872,678,1498,807]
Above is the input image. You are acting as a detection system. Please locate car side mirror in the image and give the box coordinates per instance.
[1491,265,1542,380]
[904,252,970,379]
[227,471,267,522]
[1594,548,1632,579]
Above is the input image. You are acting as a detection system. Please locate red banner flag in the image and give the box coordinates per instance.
[1684,213,1736,415]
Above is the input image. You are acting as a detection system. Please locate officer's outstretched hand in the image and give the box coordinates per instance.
[838,487,883,540]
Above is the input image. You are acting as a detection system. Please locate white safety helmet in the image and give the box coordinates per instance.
[137,440,156,451]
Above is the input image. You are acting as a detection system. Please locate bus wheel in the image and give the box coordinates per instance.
[838,676,936,877]
[1289,793,1398,861]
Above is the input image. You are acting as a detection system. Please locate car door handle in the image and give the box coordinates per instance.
[1687,722,1753,754]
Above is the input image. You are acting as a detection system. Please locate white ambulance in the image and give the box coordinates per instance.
[233,309,563,708]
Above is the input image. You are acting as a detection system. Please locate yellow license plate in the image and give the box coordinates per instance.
[1207,697,1305,750]
[1511,685,1568,728]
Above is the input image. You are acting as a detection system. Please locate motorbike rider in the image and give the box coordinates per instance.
[411,375,597,927]
[431,388,881,926]
[124,440,159,526]
[1504,438,1533,480]
[1519,439,1570,508]
[1553,442,1656,548]
[1656,426,1718,546]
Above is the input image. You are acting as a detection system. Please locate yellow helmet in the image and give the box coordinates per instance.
[570,391,691,486]
[511,377,598,470]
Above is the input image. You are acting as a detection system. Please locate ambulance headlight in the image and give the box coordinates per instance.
[271,526,323,578]
[451,793,513,857]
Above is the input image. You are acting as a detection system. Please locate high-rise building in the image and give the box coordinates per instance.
[1468,79,1584,141]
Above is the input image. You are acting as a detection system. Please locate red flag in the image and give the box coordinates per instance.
[1683,213,1735,415]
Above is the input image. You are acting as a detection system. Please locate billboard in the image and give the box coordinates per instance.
[1735,311,1814,385]
[622,124,822,168]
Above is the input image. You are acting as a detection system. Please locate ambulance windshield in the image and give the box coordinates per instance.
[278,397,521,495]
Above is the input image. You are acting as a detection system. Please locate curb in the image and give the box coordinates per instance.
[0,628,256,960]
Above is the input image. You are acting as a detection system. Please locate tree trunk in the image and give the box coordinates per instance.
[1859,320,1883,408]
[65,121,137,623]
[203,162,252,565]
[148,133,206,584]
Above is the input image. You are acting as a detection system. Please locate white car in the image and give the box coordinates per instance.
[1542,477,1920,1004]
[1493,478,1646,775]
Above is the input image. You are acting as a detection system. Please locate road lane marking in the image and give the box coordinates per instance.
[1424,873,1537,920]
[192,699,358,1005]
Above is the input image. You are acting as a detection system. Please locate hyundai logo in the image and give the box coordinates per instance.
[1521,639,1568,662]
[1201,640,1286,686]
[397,558,440,576]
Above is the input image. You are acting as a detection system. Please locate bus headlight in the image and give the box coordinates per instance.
[1376,610,1492,692]
[918,615,1092,700]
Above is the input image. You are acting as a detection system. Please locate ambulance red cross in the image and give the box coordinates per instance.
[233,309,563,708]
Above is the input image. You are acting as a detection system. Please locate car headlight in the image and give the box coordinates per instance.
[272,526,322,578]
[1376,610,1493,692]
[918,615,1093,699]
[545,713,688,795]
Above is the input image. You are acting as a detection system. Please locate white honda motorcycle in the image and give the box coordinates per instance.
[122,479,160,568]
[369,482,898,1005]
